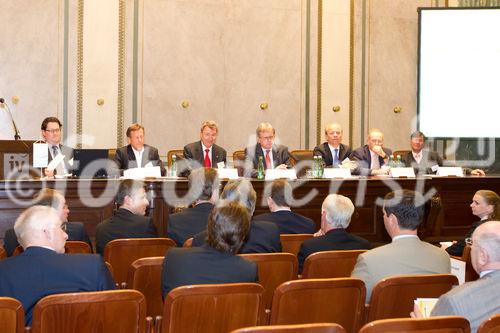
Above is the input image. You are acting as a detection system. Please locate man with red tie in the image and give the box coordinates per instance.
[244,122,292,178]
[182,120,227,176]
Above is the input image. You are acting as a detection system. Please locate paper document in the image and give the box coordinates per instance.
[414,298,438,318]
[46,153,65,171]
[33,143,49,168]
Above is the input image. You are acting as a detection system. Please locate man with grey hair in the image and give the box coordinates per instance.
[412,221,500,332]
[297,194,371,273]
[0,206,114,325]
[192,179,282,253]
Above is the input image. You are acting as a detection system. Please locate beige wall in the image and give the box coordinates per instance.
[1,0,453,157]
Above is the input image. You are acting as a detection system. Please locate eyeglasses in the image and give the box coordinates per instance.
[60,222,67,231]
[465,238,473,246]
[44,128,61,134]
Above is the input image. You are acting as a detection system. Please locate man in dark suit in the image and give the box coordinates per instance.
[402,131,443,175]
[162,202,257,297]
[192,179,282,253]
[181,120,227,176]
[41,117,73,177]
[297,194,371,273]
[253,179,315,234]
[350,128,392,176]
[244,122,292,177]
[0,206,115,325]
[168,168,220,246]
[313,123,352,167]
[112,123,166,176]
[3,188,92,256]
[95,179,158,254]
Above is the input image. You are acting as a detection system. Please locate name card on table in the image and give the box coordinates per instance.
[323,168,352,179]
[390,167,416,178]
[450,257,466,285]
[123,166,161,179]
[265,168,297,180]
[217,168,239,179]
[437,167,464,177]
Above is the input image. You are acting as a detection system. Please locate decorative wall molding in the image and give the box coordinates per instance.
[316,0,323,146]
[117,0,125,147]
[76,0,84,148]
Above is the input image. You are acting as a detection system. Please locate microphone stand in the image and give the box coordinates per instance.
[0,98,21,140]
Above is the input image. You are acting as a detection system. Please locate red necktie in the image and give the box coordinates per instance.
[265,149,272,169]
[204,149,211,168]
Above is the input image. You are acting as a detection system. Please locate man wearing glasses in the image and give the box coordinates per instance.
[412,221,500,332]
[41,117,73,177]
[244,122,292,178]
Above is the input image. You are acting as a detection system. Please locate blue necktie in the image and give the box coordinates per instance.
[333,148,339,167]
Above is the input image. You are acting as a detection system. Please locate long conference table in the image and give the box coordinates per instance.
[1,176,500,247]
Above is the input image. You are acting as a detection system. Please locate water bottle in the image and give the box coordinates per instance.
[312,156,318,178]
[388,154,395,168]
[171,154,177,177]
[257,156,264,180]
[396,154,403,168]
[318,156,325,178]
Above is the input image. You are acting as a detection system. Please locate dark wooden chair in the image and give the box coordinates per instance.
[233,150,246,177]
[0,247,6,260]
[231,323,347,333]
[0,297,24,333]
[366,274,459,323]
[358,316,470,333]
[167,150,184,167]
[127,256,164,318]
[392,150,411,160]
[270,278,366,333]
[239,253,298,324]
[158,283,264,333]
[12,241,92,256]
[478,314,500,333]
[183,237,193,247]
[290,150,314,165]
[103,238,176,286]
[301,250,367,279]
[280,234,314,257]
[29,290,150,333]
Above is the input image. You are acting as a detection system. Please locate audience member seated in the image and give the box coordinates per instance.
[297,194,371,273]
[181,120,227,177]
[445,190,499,257]
[96,179,158,255]
[192,179,282,253]
[350,128,392,176]
[412,221,500,333]
[313,122,352,167]
[253,179,316,234]
[112,123,166,176]
[244,122,292,177]
[41,116,73,177]
[3,188,91,256]
[0,206,114,325]
[168,168,220,246]
[351,189,450,301]
[161,202,258,297]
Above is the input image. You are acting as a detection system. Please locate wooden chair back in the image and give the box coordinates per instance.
[367,274,459,322]
[0,297,24,333]
[0,247,6,260]
[167,150,184,167]
[478,314,500,333]
[183,237,193,247]
[108,148,117,160]
[30,290,148,333]
[270,278,365,333]
[231,323,347,333]
[359,316,470,333]
[12,241,92,257]
[280,234,313,257]
[290,150,314,167]
[239,253,298,324]
[127,256,164,318]
[301,250,367,279]
[160,283,264,333]
[392,150,411,159]
[462,245,479,282]
[233,150,246,176]
[103,238,175,285]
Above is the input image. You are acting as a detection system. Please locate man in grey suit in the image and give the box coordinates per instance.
[402,131,443,175]
[181,120,227,176]
[412,221,500,332]
[244,122,292,178]
[351,189,450,301]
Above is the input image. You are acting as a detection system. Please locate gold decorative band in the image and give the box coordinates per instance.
[117,0,125,147]
[316,0,323,146]
[76,0,84,148]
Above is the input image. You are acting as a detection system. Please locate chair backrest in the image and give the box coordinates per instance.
[12,241,92,257]
[233,150,246,176]
[183,237,193,247]
[270,278,366,333]
[358,316,470,333]
[0,297,24,333]
[301,250,367,279]
[127,256,164,318]
[103,238,176,285]
[30,290,147,333]
[167,149,184,167]
[461,245,479,282]
[0,247,6,260]
[478,314,500,333]
[280,234,314,257]
[290,150,314,166]
[392,150,411,159]
[161,283,264,333]
[367,274,459,322]
[239,253,298,324]
[108,148,117,160]
[231,323,347,333]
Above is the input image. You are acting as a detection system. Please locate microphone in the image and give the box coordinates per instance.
[0,97,21,140]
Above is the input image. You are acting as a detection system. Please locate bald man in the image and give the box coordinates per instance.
[313,123,352,167]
